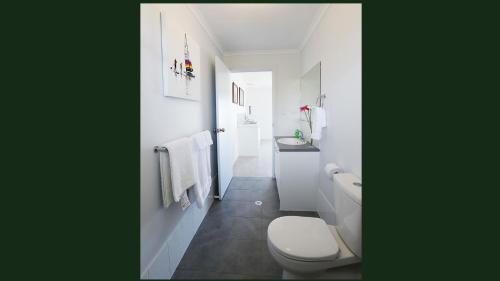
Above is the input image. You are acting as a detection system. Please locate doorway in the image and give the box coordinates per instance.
[214,57,274,198]
[231,71,273,177]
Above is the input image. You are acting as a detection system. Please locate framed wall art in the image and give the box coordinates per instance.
[232,82,239,104]
[160,12,200,101]
[239,87,244,106]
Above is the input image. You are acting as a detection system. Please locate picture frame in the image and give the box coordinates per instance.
[239,87,244,106]
[232,82,239,104]
[160,12,200,101]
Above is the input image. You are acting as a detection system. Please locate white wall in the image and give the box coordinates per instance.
[301,4,362,221]
[140,4,222,277]
[246,85,273,139]
[224,53,302,137]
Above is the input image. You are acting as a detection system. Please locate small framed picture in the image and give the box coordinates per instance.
[239,87,244,106]
[232,82,239,104]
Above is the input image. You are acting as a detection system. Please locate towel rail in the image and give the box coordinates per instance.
[154,130,214,153]
[316,93,327,108]
[154,146,168,153]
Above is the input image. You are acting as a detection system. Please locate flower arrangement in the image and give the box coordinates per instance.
[300,105,312,144]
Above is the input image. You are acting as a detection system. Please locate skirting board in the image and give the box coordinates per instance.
[141,175,216,279]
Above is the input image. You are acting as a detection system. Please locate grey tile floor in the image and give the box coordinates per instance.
[173,177,319,279]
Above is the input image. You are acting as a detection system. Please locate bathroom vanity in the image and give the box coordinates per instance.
[273,136,320,211]
[238,122,260,156]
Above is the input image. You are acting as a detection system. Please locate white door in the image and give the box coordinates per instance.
[215,56,234,199]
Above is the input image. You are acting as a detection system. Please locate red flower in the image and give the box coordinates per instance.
[300,105,310,112]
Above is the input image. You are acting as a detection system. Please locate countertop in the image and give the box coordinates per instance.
[238,123,259,128]
[237,121,259,128]
[274,136,320,152]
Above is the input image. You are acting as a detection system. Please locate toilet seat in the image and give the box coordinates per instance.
[268,216,339,262]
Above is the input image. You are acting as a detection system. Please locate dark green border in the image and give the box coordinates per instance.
[2,0,498,280]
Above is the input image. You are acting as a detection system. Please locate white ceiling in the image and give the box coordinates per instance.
[189,4,329,54]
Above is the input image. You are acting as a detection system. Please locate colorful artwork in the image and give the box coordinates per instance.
[184,34,195,79]
[160,12,200,101]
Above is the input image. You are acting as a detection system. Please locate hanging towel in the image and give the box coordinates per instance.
[202,130,213,146]
[191,130,212,208]
[163,137,197,203]
[160,150,191,210]
[192,131,208,150]
[311,107,327,140]
[202,130,213,181]
[159,150,175,208]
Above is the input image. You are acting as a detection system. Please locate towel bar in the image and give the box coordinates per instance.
[154,130,214,153]
[316,94,327,108]
[154,146,168,153]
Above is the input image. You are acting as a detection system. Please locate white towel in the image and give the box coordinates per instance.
[191,130,212,208]
[311,107,327,140]
[163,137,197,203]
[202,130,213,180]
[159,149,175,208]
[203,130,213,146]
[159,151,190,210]
[192,131,208,150]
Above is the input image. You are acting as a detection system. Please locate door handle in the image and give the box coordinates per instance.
[213,128,225,133]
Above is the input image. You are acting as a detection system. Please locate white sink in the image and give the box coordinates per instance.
[277,138,307,145]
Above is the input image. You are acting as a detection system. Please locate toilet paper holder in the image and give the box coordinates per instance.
[324,163,342,178]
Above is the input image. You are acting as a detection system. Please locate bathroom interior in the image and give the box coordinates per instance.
[141,3,361,279]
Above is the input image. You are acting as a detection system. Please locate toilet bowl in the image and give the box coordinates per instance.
[266,173,362,277]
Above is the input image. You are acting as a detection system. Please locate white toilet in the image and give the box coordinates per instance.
[267,173,362,278]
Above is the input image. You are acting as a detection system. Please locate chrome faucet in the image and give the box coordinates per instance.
[294,129,304,141]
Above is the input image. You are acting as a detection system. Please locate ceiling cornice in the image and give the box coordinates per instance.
[223,49,300,57]
[186,4,224,55]
[188,3,329,56]
[299,4,330,51]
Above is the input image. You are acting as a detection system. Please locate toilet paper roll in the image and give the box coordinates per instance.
[324,163,342,178]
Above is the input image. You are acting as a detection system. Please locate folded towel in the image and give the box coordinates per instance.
[163,137,197,202]
[191,130,212,208]
[311,107,327,140]
[159,149,175,208]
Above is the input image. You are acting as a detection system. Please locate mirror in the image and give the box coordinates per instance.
[300,62,321,107]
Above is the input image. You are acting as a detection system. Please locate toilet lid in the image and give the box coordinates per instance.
[267,216,339,262]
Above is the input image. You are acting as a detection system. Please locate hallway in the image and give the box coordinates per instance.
[233,140,273,177]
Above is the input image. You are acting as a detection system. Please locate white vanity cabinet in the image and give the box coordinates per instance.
[238,124,260,156]
[273,138,320,211]
[274,141,281,186]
